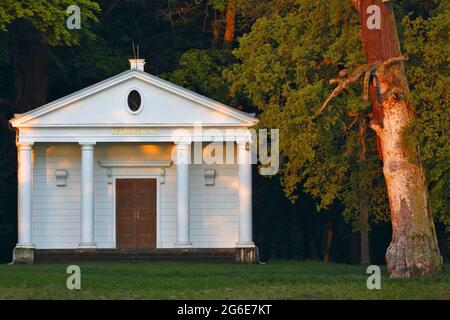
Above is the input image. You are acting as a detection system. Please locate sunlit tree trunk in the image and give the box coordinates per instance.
[223,0,236,50]
[352,0,442,277]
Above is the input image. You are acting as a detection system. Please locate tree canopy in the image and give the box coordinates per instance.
[0,0,100,45]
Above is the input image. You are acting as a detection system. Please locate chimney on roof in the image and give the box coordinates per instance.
[129,59,146,72]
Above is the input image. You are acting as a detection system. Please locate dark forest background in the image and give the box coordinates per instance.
[0,0,448,264]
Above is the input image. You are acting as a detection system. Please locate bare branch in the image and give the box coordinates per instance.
[319,55,409,116]
[318,64,374,114]
[346,116,359,131]
[383,55,408,68]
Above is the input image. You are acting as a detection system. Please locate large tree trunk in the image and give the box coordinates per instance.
[353,0,442,277]
[223,0,236,50]
[11,22,48,113]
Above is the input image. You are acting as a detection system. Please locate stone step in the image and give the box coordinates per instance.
[34,249,236,263]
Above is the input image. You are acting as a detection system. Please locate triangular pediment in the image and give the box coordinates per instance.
[10,70,256,127]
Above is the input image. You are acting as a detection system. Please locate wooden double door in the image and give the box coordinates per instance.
[116,179,157,249]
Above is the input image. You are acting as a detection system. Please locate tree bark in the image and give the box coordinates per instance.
[223,0,236,50]
[211,9,221,49]
[354,0,442,277]
[323,214,334,263]
[360,208,370,265]
[11,21,48,114]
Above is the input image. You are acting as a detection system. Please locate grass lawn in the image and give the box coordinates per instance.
[0,261,448,300]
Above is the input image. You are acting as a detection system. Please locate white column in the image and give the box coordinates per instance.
[79,142,96,248]
[237,141,254,247]
[175,143,192,247]
[17,142,34,248]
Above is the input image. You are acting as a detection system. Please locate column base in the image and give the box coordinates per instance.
[12,246,35,264]
[78,242,97,249]
[174,242,193,249]
[236,241,255,248]
[235,246,256,264]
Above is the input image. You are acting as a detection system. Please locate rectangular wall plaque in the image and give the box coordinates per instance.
[112,128,158,136]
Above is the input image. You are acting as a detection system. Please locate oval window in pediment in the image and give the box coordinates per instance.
[127,89,142,114]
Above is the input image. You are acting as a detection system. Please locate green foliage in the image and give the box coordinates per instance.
[208,0,227,10]
[192,0,227,10]
[0,0,100,45]
[342,151,390,229]
[227,1,381,220]
[162,49,232,104]
[70,38,128,80]
[401,0,450,231]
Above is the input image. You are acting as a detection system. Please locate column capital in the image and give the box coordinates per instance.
[17,142,34,150]
[175,142,191,150]
[79,142,96,149]
[236,138,254,146]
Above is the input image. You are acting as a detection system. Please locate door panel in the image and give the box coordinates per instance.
[116,179,157,249]
[116,179,136,248]
[136,179,157,248]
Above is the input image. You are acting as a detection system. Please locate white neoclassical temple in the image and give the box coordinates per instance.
[10,59,257,263]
